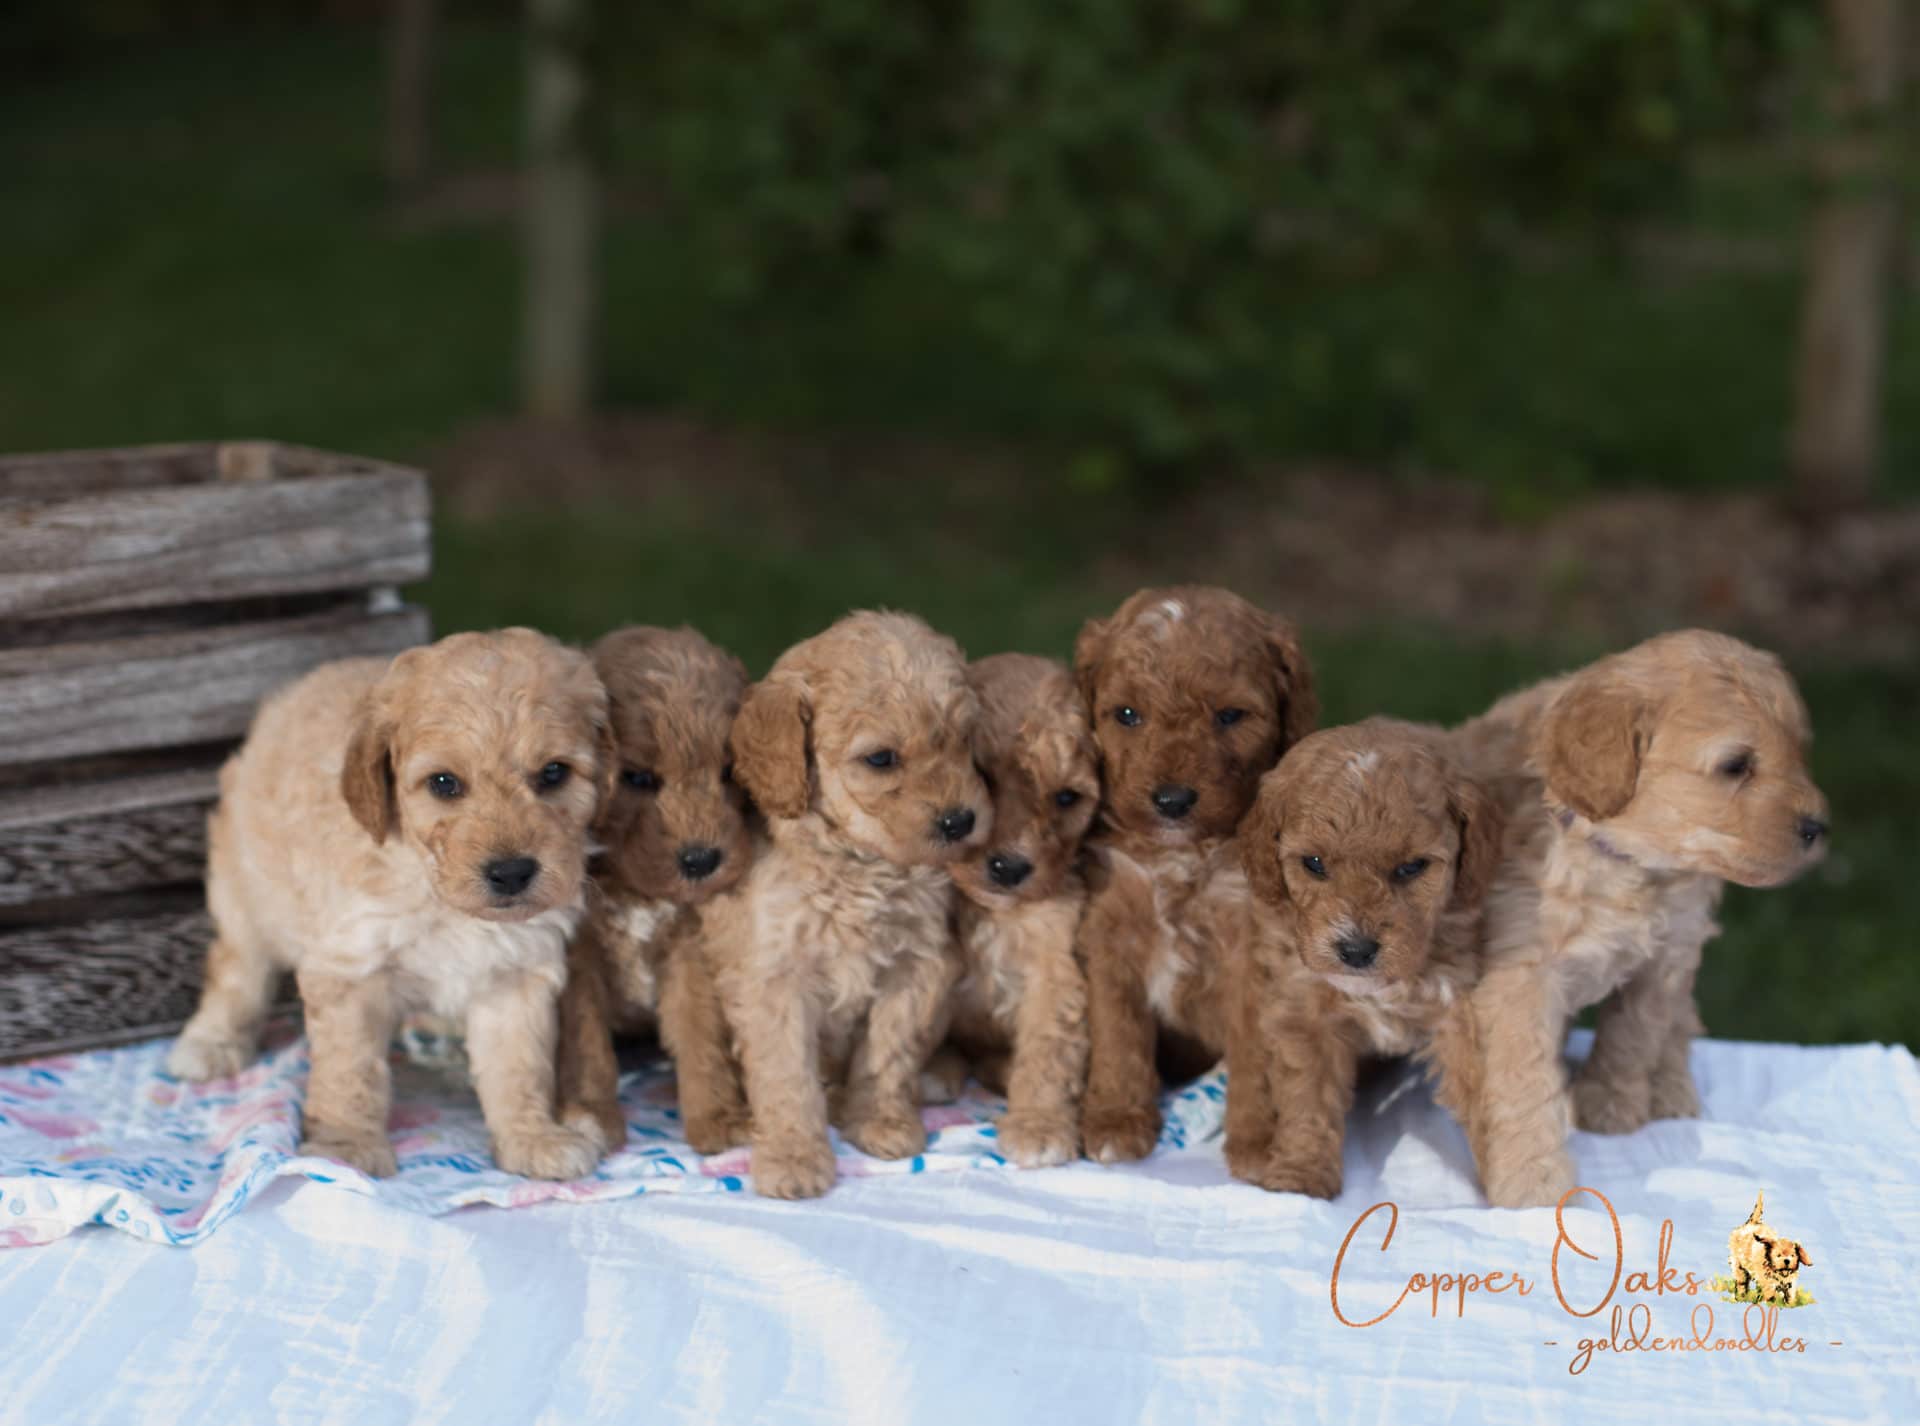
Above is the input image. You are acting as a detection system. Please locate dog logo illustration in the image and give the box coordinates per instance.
[1714,1192,1815,1308]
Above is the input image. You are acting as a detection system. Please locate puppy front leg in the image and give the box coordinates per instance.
[1648,953,1705,1122]
[1079,889,1163,1163]
[729,966,836,1199]
[998,919,1088,1168]
[1470,961,1576,1208]
[1243,1008,1353,1198]
[297,968,400,1178]
[468,970,603,1180]
[168,934,279,1082]
[1572,954,1681,1135]
[555,927,628,1151]
[1223,950,1281,1181]
[840,946,961,1161]
[659,934,751,1154]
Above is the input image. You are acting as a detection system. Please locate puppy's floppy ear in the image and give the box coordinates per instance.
[341,694,397,844]
[590,707,623,835]
[1793,1242,1811,1266]
[1263,613,1319,750]
[1238,766,1292,906]
[730,672,812,821]
[1072,613,1112,713]
[1446,771,1506,910]
[1536,675,1648,822]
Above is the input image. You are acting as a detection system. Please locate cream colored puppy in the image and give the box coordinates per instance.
[166,629,616,1181]
[1452,630,1828,1207]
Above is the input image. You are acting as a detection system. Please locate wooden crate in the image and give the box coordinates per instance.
[0,441,431,1061]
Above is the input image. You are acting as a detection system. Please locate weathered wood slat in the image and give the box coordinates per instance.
[0,766,220,831]
[0,602,429,766]
[0,470,430,621]
[0,799,210,908]
[0,905,212,1062]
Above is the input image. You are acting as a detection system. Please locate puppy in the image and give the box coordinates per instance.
[1453,630,1829,1207]
[554,626,755,1155]
[1728,1192,1813,1306]
[1229,720,1507,1198]
[167,629,615,1180]
[1073,585,1318,1162]
[927,653,1100,1168]
[704,611,990,1198]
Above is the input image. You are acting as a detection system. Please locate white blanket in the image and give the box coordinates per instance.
[3,1033,1916,1425]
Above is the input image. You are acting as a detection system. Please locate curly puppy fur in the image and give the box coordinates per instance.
[1728,1192,1813,1305]
[555,626,755,1155]
[1450,630,1829,1207]
[167,629,617,1181]
[1073,585,1318,1163]
[1229,720,1508,1199]
[925,653,1101,1167]
[702,611,990,1198]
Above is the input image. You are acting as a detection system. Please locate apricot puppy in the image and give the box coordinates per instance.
[928,653,1100,1168]
[167,629,615,1181]
[1074,585,1318,1163]
[1453,630,1829,1207]
[704,611,990,1198]
[555,626,755,1155]
[1230,720,1507,1199]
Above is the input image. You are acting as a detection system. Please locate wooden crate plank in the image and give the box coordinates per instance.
[0,469,430,621]
[0,443,215,500]
[0,603,430,766]
[0,766,220,831]
[0,800,210,908]
[0,906,211,1063]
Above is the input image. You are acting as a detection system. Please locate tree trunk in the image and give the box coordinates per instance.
[522,0,600,421]
[1788,0,1903,510]
[384,0,438,196]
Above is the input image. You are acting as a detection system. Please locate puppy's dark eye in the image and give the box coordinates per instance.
[1718,751,1754,779]
[623,768,661,792]
[1214,708,1247,729]
[1113,706,1142,728]
[1391,858,1430,883]
[863,749,899,770]
[1054,788,1082,809]
[721,762,735,785]
[1300,854,1327,879]
[537,761,570,789]
[426,772,463,801]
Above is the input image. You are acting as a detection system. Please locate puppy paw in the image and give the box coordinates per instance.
[562,1101,628,1154]
[752,1136,839,1199]
[1239,1151,1342,1199]
[683,1108,752,1155]
[1648,1069,1701,1122]
[841,1107,927,1161]
[1223,1133,1274,1185]
[1572,1076,1651,1136]
[166,1030,255,1083]
[1081,1105,1161,1164]
[997,1110,1078,1168]
[1481,1149,1576,1209]
[494,1122,603,1180]
[300,1131,398,1179]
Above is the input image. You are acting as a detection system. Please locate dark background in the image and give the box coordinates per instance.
[5,1,1914,1046]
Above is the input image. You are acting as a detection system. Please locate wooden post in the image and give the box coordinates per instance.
[522,0,600,421]
[1788,0,1904,510]
[384,0,439,195]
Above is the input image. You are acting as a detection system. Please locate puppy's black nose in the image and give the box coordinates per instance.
[1796,816,1828,848]
[484,856,540,897]
[677,844,723,881]
[1152,784,1198,820]
[1335,934,1380,970]
[935,807,976,844]
[987,853,1032,888]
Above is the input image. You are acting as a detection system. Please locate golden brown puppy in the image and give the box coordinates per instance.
[1229,720,1508,1198]
[1453,630,1830,1207]
[925,653,1100,1167]
[1727,1192,1813,1306]
[554,626,755,1155]
[1073,585,1318,1162]
[167,629,616,1180]
[703,611,991,1198]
